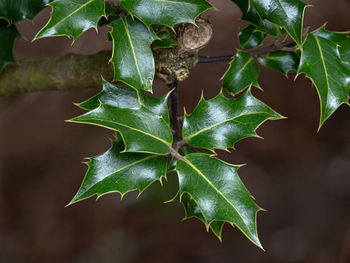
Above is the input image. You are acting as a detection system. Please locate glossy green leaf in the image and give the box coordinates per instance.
[312,25,349,43]
[238,25,266,49]
[0,0,50,24]
[78,79,170,124]
[258,50,299,75]
[176,153,262,247]
[339,40,350,64]
[70,140,167,204]
[70,104,173,155]
[251,0,308,45]
[153,30,179,48]
[109,16,157,92]
[232,0,278,36]
[181,193,225,241]
[120,0,213,28]
[78,79,140,111]
[222,50,260,95]
[139,92,170,124]
[0,20,19,71]
[183,90,282,151]
[298,33,350,127]
[313,25,350,64]
[34,0,105,40]
[209,220,226,240]
[172,191,225,240]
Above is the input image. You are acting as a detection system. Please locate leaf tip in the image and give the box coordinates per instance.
[66,195,81,207]
[64,118,74,123]
[64,201,74,208]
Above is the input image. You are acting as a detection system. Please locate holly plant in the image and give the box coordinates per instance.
[1,0,350,248]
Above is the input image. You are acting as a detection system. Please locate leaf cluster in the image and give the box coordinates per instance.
[69,79,281,248]
[1,0,349,248]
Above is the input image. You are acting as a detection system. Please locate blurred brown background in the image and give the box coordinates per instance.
[0,0,350,262]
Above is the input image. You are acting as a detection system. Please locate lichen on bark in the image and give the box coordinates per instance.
[0,20,213,96]
[152,18,213,84]
[0,51,113,97]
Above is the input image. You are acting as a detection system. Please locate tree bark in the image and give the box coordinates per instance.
[0,38,296,97]
[0,51,113,97]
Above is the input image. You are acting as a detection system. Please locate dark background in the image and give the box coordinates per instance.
[0,0,350,262]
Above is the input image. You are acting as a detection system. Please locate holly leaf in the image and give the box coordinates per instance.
[312,25,350,64]
[182,89,282,151]
[176,153,263,248]
[153,30,179,48]
[209,220,226,240]
[258,51,299,75]
[139,92,171,124]
[232,0,278,36]
[120,0,213,28]
[78,79,140,111]
[0,20,19,71]
[108,16,157,92]
[298,33,350,128]
[251,0,308,45]
[0,0,50,24]
[312,25,349,43]
[340,39,350,64]
[69,104,173,155]
[170,191,225,240]
[34,0,106,41]
[238,25,266,49]
[222,50,261,95]
[69,139,167,204]
[78,79,170,124]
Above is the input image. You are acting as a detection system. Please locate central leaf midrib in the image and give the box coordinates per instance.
[123,18,144,87]
[228,56,253,87]
[50,0,96,28]
[82,155,157,196]
[185,111,274,140]
[254,0,298,40]
[276,0,288,18]
[76,115,171,147]
[184,158,254,237]
[314,35,330,104]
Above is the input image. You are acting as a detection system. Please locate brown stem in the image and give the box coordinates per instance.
[168,82,181,152]
[249,39,295,57]
[177,138,188,149]
[170,147,185,161]
[198,39,295,63]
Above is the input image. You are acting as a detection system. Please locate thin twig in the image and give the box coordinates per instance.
[249,39,295,57]
[177,138,188,149]
[198,55,234,63]
[198,39,295,63]
[170,147,185,161]
[169,82,181,152]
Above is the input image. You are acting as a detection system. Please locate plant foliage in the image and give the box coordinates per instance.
[1,0,349,248]
[34,0,106,40]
